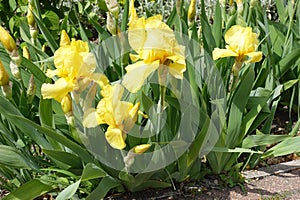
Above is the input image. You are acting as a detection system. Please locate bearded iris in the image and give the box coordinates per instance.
[83,82,140,150]
[212,25,262,75]
[41,30,97,102]
[122,0,186,93]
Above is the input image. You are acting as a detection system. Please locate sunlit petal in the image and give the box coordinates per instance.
[245,51,263,63]
[83,108,99,128]
[105,126,126,149]
[212,48,238,60]
[122,60,159,93]
[41,78,74,102]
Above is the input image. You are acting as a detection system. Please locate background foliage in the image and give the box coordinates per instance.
[0,0,299,199]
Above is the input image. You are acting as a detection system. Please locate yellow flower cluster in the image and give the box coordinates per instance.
[122,0,186,93]
[212,25,262,75]
[83,82,140,150]
[41,30,98,102]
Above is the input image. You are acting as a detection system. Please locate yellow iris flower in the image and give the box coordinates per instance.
[123,0,186,93]
[83,83,140,150]
[212,25,262,75]
[41,30,97,102]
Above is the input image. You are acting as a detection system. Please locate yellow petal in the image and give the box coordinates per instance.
[245,51,262,63]
[122,60,159,93]
[111,84,124,108]
[70,39,89,53]
[54,46,82,78]
[134,144,151,154]
[78,52,96,77]
[147,15,163,21]
[129,53,140,62]
[122,102,140,131]
[41,78,74,102]
[168,62,186,79]
[83,108,100,128]
[128,0,138,26]
[91,73,110,88]
[113,101,133,128]
[46,69,58,78]
[60,30,70,47]
[212,48,238,60]
[225,25,259,55]
[128,18,146,52]
[96,98,115,125]
[105,126,126,149]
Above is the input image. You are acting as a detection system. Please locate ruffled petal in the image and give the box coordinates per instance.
[91,73,109,88]
[96,98,115,125]
[128,18,146,52]
[70,39,89,53]
[212,48,238,60]
[41,78,74,102]
[105,126,126,149]
[168,62,186,79]
[113,101,133,128]
[224,25,259,56]
[78,52,96,77]
[122,60,159,93]
[83,108,99,128]
[111,84,124,108]
[245,51,263,63]
[54,46,82,78]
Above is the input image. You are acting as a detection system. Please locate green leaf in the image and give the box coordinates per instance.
[11,115,94,163]
[9,0,16,11]
[166,7,177,27]
[263,136,300,158]
[81,163,106,181]
[212,1,222,47]
[56,180,81,200]
[242,132,291,149]
[141,92,154,112]
[121,0,129,32]
[43,149,83,169]
[3,179,55,200]
[0,96,52,149]
[87,14,111,41]
[187,112,210,167]
[133,180,171,192]
[21,58,47,83]
[200,0,216,54]
[226,67,255,147]
[275,0,286,23]
[0,145,32,169]
[282,79,299,91]
[33,10,59,53]
[42,10,60,31]
[39,98,54,127]
[275,48,300,79]
[86,176,120,200]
